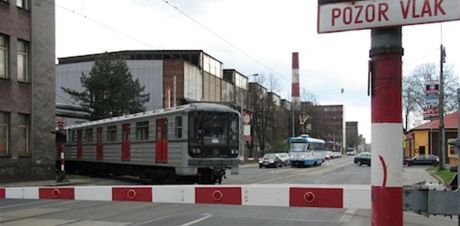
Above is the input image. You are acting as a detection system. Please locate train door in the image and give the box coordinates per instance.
[77,130,82,159]
[155,119,168,163]
[121,123,131,161]
[96,127,103,160]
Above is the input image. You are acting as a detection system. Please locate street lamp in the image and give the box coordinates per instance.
[240,73,258,164]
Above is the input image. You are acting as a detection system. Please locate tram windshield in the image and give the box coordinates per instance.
[290,141,325,152]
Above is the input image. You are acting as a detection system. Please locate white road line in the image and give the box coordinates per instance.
[0,200,55,209]
[339,208,357,222]
[179,213,212,226]
[130,214,176,226]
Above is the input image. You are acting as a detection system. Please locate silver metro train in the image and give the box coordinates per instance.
[61,103,240,184]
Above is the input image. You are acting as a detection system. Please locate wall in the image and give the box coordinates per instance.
[56,60,164,111]
[414,130,429,155]
[0,0,56,181]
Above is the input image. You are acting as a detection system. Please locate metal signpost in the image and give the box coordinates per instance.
[318,0,460,225]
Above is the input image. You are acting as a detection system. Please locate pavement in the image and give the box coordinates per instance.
[0,160,439,187]
[403,165,440,185]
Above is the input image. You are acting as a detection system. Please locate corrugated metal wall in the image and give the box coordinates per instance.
[56,60,164,111]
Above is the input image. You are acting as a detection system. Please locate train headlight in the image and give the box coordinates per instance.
[195,149,201,154]
[301,155,305,159]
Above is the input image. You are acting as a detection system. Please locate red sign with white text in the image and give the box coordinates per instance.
[318,0,460,33]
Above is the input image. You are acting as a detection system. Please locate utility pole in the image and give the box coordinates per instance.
[439,45,446,169]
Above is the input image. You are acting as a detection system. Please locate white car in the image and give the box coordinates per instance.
[347,151,357,156]
[332,151,342,158]
[325,151,332,160]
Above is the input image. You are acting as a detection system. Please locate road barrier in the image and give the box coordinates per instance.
[0,184,370,209]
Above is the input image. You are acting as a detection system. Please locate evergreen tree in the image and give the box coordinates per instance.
[62,53,150,120]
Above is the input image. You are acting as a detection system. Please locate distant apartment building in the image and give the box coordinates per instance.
[315,105,345,152]
[0,0,56,181]
[346,121,359,149]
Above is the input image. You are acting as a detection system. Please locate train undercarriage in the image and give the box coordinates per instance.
[59,160,228,184]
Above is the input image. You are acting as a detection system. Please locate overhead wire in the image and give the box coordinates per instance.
[45,0,293,97]
[159,0,291,85]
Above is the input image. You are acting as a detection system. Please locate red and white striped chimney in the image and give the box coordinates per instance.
[292,52,300,105]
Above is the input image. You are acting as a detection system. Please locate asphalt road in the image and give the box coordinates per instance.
[0,156,457,226]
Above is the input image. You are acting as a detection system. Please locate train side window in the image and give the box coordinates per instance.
[136,121,149,140]
[175,116,182,138]
[85,128,93,143]
[107,125,117,142]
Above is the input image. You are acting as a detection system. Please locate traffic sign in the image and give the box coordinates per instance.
[423,106,439,120]
[243,113,251,124]
[318,0,460,33]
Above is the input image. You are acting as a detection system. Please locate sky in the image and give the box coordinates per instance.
[53,0,460,142]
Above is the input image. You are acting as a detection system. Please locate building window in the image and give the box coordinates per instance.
[0,34,7,79]
[16,0,29,9]
[17,40,28,82]
[107,125,117,142]
[136,121,149,140]
[17,113,29,156]
[85,128,93,143]
[175,116,182,138]
[0,112,9,155]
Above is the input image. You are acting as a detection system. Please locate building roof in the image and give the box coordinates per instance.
[57,50,223,65]
[412,111,458,130]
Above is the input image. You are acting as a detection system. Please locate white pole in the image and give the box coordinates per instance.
[173,76,177,107]
[240,92,245,164]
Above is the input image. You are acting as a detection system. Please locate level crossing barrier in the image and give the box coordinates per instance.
[0,184,370,209]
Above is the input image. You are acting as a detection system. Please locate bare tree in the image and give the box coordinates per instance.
[403,63,459,130]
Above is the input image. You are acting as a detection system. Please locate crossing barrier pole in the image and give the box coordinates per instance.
[369,27,404,226]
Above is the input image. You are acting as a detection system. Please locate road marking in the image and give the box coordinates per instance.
[339,208,357,222]
[129,214,176,226]
[0,200,55,209]
[179,213,212,226]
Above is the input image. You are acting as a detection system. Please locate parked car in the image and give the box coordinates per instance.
[331,151,342,158]
[347,151,357,156]
[405,155,439,166]
[354,152,371,166]
[259,153,283,168]
[325,151,332,160]
[276,153,291,166]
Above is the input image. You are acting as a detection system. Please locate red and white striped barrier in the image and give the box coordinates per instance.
[0,184,371,209]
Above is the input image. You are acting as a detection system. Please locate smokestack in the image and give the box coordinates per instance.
[292,52,300,105]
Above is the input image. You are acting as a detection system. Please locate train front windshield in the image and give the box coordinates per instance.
[189,112,239,157]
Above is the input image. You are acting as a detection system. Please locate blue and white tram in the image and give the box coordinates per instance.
[288,135,326,167]
[62,103,240,184]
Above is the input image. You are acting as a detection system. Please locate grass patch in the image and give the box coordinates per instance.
[426,166,457,184]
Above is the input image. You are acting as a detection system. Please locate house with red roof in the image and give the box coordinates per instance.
[404,112,458,164]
